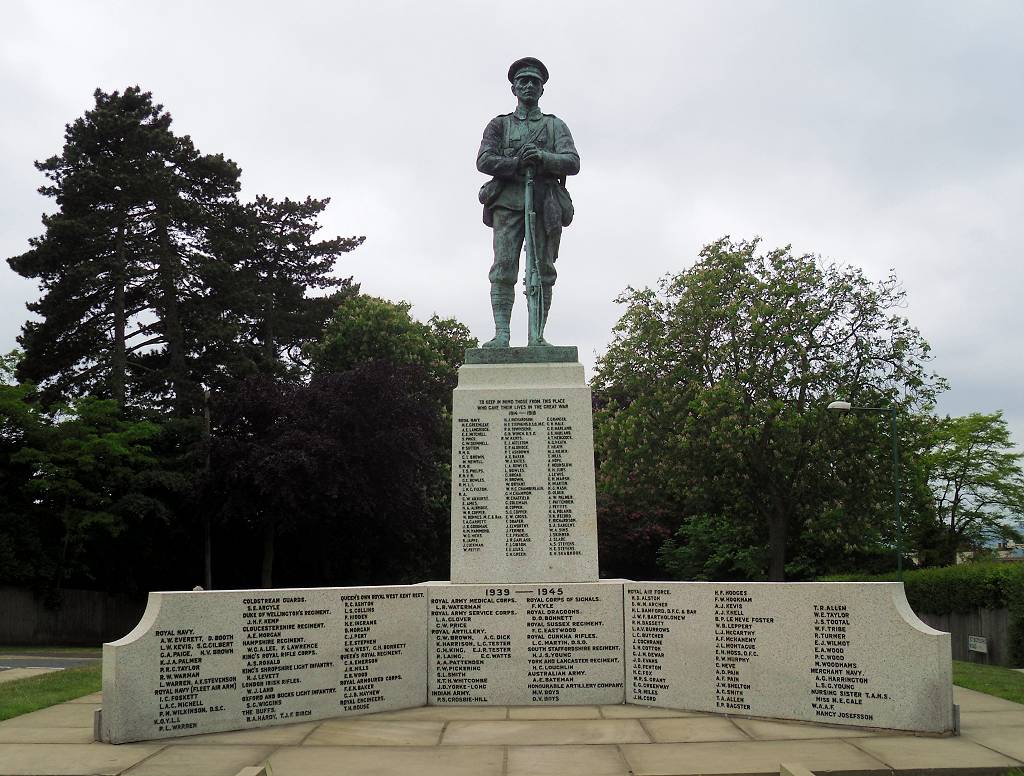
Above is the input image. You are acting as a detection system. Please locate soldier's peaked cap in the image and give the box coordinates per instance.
[508,57,549,84]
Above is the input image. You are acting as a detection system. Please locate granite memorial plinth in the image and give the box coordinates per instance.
[450,358,599,583]
[100,586,428,744]
[624,581,954,734]
[427,580,624,705]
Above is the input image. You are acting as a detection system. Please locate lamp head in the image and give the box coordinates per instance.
[828,401,852,412]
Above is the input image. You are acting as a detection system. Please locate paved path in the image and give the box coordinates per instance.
[0,686,1021,775]
[0,656,100,671]
[0,669,61,685]
[0,653,101,685]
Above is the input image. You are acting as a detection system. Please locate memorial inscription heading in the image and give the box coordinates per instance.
[427,581,624,706]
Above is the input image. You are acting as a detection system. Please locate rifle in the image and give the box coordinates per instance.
[523,166,544,345]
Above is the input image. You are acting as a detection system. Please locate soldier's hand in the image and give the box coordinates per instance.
[520,145,544,166]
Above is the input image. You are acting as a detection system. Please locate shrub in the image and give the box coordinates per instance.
[821,563,1024,665]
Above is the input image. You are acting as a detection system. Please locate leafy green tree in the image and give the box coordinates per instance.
[0,352,48,585]
[208,366,449,588]
[4,87,380,594]
[923,412,1024,562]
[307,294,477,570]
[7,396,163,590]
[310,296,448,375]
[307,294,476,414]
[205,296,475,588]
[593,237,944,581]
[1,350,195,594]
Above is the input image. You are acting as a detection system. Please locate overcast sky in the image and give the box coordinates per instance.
[2,0,1022,445]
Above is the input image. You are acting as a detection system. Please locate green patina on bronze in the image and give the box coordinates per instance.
[465,345,579,364]
[477,57,580,349]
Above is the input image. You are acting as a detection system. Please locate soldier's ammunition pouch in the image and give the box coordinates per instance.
[479,177,502,226]
[479,177,502,206]
[553,179,574,227]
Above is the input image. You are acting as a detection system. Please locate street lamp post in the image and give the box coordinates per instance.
[827,400,902,580]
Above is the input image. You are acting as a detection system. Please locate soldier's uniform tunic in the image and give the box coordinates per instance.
[476,107,580,290]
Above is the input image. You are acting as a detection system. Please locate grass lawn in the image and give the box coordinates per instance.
[953,659,1024,705]
[0,663,101,722]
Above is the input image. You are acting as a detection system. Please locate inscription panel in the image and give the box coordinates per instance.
[625,582,954,733]
[451,362,598,583]
[102,586,427,743]
[428,581,624,705]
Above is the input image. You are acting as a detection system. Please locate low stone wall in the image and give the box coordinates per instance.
[0,586,146,646]
[916,608,1013,666]
[100,581,954,743]
[624,582,953,733]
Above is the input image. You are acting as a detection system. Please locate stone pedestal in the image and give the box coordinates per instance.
[450,355,599,583]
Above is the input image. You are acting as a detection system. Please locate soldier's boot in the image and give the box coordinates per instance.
[528,285,553,347]
[482,284,513,348]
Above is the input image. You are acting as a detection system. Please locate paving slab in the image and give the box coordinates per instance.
[507,743,631,776]
[957,708,1024,733]
[962,727,1024,761]
[267,744,505,776]
[732,717,891,740]
[364,705,508,720]
[442,718,650,745]
[3,687,1020,776]
[600,704,704,719]
[508,704,602,719]
[851,735,1024,771]
[0,742,164,776]
[640,716,750,743]
[153,721,319,746]
[0,725,95,743]
[68,691,104,704]
[121,744,275,776]
[1,702,101,727]
[621,738,890,776]
[304,719,444,746]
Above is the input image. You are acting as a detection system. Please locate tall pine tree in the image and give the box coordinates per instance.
[9,87,241,414]
[221,195,363,380]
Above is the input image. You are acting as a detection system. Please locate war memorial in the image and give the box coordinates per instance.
[98,58,956,745]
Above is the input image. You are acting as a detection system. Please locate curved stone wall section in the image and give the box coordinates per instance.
[625,581,954,733]
[101,586,427,744]
[427,581,624,705]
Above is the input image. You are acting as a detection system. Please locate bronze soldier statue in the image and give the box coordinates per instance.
[477,57,580,348]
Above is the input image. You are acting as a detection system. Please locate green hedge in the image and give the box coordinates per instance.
[821,563,1024,665]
